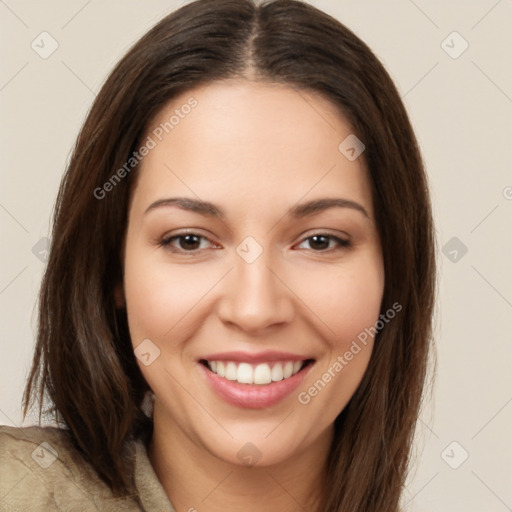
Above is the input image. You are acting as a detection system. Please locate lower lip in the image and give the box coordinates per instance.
[199,362,313,409]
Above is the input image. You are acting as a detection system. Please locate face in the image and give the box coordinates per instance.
[121,79,384,468]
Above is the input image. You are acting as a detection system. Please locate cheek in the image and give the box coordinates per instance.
[299,253,384,345]
[123,245,216,343]
[122,245,211,398]
[294,253,384,412]
[124,240,384,349]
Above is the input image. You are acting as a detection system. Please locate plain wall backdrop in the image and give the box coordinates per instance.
[1,1,511,510]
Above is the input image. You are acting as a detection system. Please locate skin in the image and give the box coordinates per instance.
[119,79,385,511]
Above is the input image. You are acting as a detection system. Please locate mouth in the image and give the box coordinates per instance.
[199,358,315,385]
[198,353,315,409]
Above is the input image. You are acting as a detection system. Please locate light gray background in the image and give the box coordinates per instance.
[1,1,511,510]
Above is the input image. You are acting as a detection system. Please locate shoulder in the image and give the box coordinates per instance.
[0,423,72,453]
[0,425,139,511]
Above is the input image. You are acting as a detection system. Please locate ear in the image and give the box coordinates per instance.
[114,282,125,309]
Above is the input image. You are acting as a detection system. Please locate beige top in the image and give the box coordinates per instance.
[0,425,176,511]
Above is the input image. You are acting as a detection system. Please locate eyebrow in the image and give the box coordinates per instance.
[144,196,370,219]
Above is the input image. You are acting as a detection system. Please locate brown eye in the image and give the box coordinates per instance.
[296,234,350,252]
[160,233,211,252]
[308,235,330,250]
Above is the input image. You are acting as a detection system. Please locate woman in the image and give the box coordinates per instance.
[0,0,436,510]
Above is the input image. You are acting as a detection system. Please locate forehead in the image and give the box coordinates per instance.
[130,79,373,219]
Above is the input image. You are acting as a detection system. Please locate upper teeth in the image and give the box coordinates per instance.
[207,360,304,385]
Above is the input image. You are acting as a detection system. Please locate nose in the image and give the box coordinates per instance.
[216,247,295,335]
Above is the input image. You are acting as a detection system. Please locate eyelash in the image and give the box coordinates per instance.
[159,232,351,254]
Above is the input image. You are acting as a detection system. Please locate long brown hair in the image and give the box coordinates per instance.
[23,1,436,510]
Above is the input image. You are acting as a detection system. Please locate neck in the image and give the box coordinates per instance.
[148,403,332,512]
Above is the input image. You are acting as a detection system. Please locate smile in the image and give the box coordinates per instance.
[202,360,309,385]
[198,352,315,409]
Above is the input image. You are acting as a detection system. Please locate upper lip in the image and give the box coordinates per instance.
[199,351,313,364]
